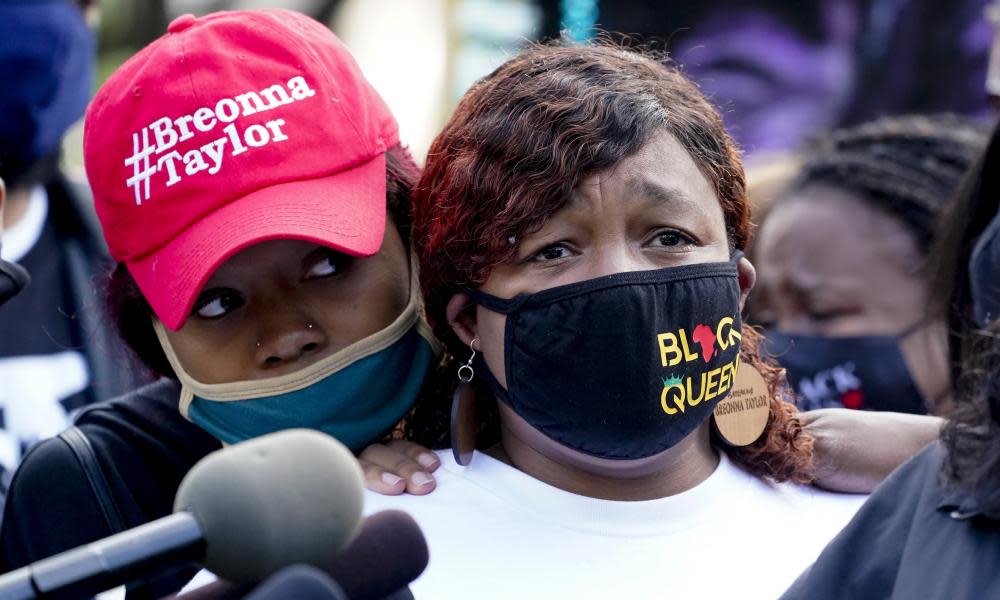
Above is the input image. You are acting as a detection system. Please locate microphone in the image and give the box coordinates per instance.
[242,566,348,600]
[0,429,364,599]
[326,510,427,600]
[173,510,429,600]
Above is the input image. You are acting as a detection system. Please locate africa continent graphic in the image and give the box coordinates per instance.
[692,324,717,363]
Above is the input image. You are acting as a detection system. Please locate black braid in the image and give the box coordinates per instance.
[783,114,989,251]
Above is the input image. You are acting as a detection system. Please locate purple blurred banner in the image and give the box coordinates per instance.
[541,0,993,156]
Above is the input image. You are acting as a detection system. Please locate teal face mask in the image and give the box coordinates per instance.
[154,272,441,453]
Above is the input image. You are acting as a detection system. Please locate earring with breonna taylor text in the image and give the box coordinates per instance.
[451,337,479,466]
[711,359,770,446]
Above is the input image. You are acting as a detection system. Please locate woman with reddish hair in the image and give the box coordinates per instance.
[365,43,868,599]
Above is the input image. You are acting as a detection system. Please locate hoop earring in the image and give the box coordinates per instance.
[451,337,479,466]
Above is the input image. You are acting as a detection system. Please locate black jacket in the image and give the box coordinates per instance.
[0,379,221,596]
[781,440,1000,600]
[46,175,149,402]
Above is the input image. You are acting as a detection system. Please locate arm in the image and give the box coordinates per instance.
[0,437,114,570]
[803,408,942,493]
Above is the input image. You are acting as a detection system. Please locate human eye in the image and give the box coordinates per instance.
[649,228,696,248]
[805,303,852,323]
[192,289,244,319]
[806,308,840,322]
[530,243,574,262]
[304,249,351,280]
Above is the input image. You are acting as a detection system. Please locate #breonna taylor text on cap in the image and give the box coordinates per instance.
[84,10,399,331]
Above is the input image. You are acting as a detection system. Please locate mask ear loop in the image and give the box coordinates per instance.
[899,317,932,340]
[451,338,479,466]
[896,314,953,412]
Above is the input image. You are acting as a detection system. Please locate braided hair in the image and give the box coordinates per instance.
[781,114,988,250]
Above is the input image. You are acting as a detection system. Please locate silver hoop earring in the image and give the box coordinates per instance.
[451,337,479,466]
[457,338,477,383]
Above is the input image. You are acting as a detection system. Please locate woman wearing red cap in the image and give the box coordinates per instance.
[0,10,443,595]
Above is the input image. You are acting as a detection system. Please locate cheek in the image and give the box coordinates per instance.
[318,279,408,344]
[475,307,508,389]
[163,326,253,384]
[309,257,411,350]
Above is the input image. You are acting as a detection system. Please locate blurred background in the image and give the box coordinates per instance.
[71,0,995,176]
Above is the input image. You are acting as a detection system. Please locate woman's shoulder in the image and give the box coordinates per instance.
[1,379,221,570]
[709,453,869,537]
[779,442,947,600]
[73,378,220,463]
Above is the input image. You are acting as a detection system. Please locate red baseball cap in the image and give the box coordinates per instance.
[84,10,399,330]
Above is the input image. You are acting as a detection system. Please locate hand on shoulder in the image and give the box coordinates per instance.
[359,440,440,495]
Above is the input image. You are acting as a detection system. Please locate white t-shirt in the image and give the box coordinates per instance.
[365,449,866,600]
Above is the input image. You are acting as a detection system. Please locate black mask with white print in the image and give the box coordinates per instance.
[764,323,927,414]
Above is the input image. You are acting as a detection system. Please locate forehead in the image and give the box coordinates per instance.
[570,129,722,215]
[758,186,923,288]
[204,239,324,281]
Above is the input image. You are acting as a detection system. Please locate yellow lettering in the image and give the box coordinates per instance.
[686,372,706,407]
[704,367,721,401]
[677,328,700,363]
[717,362,734,396]
[716,317,734,351]
[661,384,683,415]
[716,316,743,351]
[658,333,682,367]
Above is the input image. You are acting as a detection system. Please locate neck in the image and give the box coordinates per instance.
[488,401,719,501]
[3,186,33,231]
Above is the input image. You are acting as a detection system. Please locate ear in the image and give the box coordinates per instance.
[737,256,757,312]
[446,292,478,347]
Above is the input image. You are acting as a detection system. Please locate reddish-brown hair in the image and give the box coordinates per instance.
[410,43,813,482]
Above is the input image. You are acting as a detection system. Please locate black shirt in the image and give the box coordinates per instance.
[0,201,89,470]
[780,440,1000,600]
[0,379,221,595]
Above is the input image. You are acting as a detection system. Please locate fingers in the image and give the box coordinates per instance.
[385,439,441,472]
[358,457,408,496]
[358,443,438,496]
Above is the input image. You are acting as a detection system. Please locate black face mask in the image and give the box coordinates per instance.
[970,208,1000,328]
[468,256,744,460]
[763,327,926,414]
[0,243,30,307]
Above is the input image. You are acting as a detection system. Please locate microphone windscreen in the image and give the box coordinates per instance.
[242,566,348,600]
[174,429,364,585]
[325,510,428,600]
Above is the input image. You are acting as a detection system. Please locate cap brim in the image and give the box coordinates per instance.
[129,154,387,331]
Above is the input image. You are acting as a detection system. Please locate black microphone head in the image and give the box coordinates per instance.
[174,429,364,585]
[326,510,429,600]
[242,566,348,600]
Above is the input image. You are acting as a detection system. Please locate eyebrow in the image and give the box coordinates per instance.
[625,178,699,211]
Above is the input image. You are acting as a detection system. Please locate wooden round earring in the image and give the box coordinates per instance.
[713,360,771,446]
